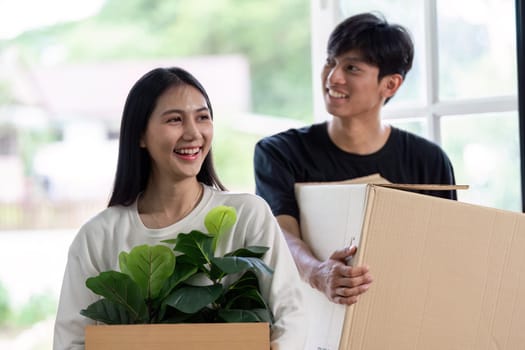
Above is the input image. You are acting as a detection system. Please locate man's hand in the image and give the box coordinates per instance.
[276,215,373,305]
[310,246,373,305]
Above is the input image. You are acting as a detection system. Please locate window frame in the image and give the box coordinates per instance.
[310,0,523,211]
[517,0,525,212]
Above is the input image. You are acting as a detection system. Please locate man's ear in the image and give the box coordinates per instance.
[381,74,403,98]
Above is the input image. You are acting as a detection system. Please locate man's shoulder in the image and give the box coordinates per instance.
[392,127,444,151]
[257,122,326,148]
[390,127,451,165]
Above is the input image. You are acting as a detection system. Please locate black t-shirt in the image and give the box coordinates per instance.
[254,122,457,220]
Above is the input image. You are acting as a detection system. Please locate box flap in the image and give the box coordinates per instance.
[294,173,468,191]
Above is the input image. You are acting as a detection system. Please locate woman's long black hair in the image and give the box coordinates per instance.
[108,67,226,207]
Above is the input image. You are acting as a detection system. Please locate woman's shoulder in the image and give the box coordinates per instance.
[74,205,134,241]
[206,187,272,215]
[209,188,267,205]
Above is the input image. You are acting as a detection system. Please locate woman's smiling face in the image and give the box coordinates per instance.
[140,84,213,182]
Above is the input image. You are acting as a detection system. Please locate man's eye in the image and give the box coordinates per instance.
[325,59,335,67]
[198,114,211,121]
[167,117,182,123]
[346,65,359,72]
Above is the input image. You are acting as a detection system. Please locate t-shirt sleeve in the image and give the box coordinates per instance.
[434,150,458,200]
[254,137,300,219]
[416,141,457,200]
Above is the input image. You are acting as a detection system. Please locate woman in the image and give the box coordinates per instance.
[53,67,305,349]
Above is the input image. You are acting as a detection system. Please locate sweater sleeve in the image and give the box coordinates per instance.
[242,196,306,350]
[53,227,100,350]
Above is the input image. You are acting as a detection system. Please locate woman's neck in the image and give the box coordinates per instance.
[138,178,203,229]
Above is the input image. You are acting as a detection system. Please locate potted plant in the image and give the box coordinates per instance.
[81,205,273,350]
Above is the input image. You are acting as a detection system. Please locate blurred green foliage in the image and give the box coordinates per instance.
[0,281,10,326]
[5,0,313,121]
[12,293,57,327]
[0,281,57,329]
[0,0,313,193]
[212,124,264,192]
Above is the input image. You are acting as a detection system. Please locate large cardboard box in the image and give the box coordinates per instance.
[296,183,525,350]
[85,322,270,350]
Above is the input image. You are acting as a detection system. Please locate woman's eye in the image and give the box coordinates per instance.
[167,117,182,123]
[198,114,211,121]
[346,65,359,72]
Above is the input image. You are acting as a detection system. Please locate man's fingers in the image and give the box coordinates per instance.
[332,283,372,303]
[329,246,357,261]
[333,263,370,279]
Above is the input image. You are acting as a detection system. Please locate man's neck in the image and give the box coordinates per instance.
[327,117,391,155]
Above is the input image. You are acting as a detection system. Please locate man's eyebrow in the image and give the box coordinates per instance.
[341,55,367,63]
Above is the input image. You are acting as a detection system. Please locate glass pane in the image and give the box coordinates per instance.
[339,0,425,107]
[441,112,521,211]
[437,0,517,99]
[388,118,427,138]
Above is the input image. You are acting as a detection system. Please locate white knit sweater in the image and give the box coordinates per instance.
[53,185,305,350]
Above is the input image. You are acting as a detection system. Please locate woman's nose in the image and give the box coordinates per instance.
[182,120,200,140]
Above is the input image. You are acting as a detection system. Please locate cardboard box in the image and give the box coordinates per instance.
[85,322,270,350]
[295,183,525,350]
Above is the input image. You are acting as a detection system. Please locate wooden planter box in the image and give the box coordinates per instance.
[85,322,270,350]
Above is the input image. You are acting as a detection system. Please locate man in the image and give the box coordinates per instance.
[254,12,456,305]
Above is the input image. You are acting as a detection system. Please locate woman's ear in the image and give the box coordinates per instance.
[382,74,403,98]
[139,136,146,148]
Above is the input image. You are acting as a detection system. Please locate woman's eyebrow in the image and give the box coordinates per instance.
[161,106,209,116]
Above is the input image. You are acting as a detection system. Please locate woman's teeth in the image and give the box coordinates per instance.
[175,147,200,155]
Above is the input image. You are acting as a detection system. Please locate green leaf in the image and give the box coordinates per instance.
[85,271,148,322]
[204,206,237,251]
[229,270,259,287]
[80,299,136,324]
[226,288,265,310]
[157,262,199,301]
[164,284,222,314]
[223,272,275,325]
[218,308,270,323]
[160,238,178,245]
[158,306,194,323]
[250,308,274,323]
[208,260,225,281]
[211,256,273,276]
[125,245,175,299]
[224,246,269,258]
[173,231,214,266]
[224,272,266,309]
[118,251,131,276]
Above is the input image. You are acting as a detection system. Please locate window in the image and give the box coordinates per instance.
[311,0,520,211]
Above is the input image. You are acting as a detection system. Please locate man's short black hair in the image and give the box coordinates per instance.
[327,12,414,81]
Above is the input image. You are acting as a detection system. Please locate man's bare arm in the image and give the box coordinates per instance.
[276,214,373,305]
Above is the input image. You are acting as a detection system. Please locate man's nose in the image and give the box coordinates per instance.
[327,65,345,84]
